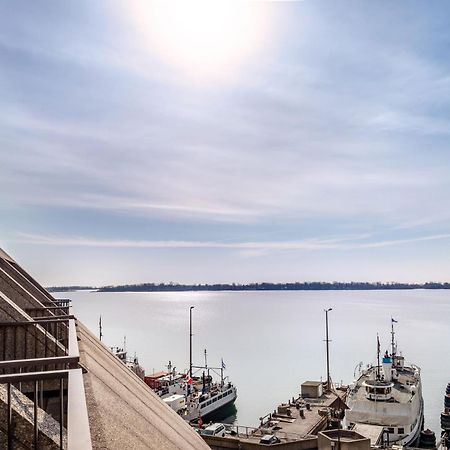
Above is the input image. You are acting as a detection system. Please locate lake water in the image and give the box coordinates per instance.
[61,289,450,434]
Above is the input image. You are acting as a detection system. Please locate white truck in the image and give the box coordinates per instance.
[163,394,186,414]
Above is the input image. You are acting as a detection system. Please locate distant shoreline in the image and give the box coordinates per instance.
[47,281,450,293]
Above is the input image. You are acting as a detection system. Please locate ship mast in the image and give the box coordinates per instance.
[99,315,103,341]
[377,334,381,380]
[391,317,396,357]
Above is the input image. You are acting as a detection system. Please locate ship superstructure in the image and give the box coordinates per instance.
[345,319,423,446]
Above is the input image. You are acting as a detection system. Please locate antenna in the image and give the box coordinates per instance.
[99,315,103,342]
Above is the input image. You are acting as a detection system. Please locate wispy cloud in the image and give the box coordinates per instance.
[13,232,450,252]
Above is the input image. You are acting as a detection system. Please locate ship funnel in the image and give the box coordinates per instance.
[382,353,392,382]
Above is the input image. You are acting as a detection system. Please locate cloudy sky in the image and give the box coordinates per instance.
[1,0,450,285]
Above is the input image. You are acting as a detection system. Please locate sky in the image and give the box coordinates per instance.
[1,0,450,285]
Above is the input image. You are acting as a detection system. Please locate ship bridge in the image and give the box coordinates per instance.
[362,379,394,401]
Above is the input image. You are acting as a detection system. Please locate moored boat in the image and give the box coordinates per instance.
[144,306,237,423]
[345,319,424,446]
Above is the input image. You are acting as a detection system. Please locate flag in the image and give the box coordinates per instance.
[221,359,226,370]
[391,318,398,323]
[186,371,193,385]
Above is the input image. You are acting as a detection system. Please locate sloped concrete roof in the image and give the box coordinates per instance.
[0,248,14,262]
[0,247,209,450]
[77,321,209,449]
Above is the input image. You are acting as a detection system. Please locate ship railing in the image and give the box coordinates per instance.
[222,424,306,442]
[0,305,92,449]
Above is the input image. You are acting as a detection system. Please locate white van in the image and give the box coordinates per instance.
[202,423,226,437]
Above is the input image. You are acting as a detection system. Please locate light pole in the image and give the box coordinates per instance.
[324,308,332,392]
[189,306,194,379]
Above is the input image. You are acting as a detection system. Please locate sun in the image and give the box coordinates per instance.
[130,0,269,78]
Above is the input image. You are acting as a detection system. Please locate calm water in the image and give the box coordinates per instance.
[62,290,450,433]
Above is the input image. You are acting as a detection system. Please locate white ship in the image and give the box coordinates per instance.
[157,365,237,422]
[345,319,424,446]
[147,306,237,423]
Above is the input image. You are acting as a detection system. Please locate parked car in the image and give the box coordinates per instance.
[202,423,226,437]
[260,434,281,445]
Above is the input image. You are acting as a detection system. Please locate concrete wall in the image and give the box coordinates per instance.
[205,435,319,450]
[318,431,370,450]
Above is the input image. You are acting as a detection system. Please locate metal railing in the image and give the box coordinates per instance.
[25,306,71,318]
[197,423,307,443]
[0,318,71,369]
[0,300,92,449]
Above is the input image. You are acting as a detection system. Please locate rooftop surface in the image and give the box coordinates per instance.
[0,247,210,449]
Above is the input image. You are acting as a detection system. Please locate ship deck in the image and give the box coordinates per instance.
[256,388,347,439]
[350,366,420,405]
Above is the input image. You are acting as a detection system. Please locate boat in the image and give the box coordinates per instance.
[344,319,424,447]
[110,336,145,380]
[144,306,237,423]
[153,361,237,422]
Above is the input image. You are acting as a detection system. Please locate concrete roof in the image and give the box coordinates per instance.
[77,321,209,449]
[0,248,15,262]
[0,247,209,450]
[302,381,323,387]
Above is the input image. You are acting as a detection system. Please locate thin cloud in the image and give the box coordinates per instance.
[13,232,450,252]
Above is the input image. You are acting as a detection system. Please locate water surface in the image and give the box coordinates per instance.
[63,290,450,433]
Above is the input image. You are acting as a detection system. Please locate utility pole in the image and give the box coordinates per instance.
[189,306,194,379]
[324,308,332,391]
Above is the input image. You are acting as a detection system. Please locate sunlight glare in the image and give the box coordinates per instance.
[132,0,269,78]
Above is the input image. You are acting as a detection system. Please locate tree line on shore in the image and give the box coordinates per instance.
[47,281,450,293]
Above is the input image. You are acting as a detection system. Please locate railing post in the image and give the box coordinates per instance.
[7,382,12,450]
[34,379,39,449]
[60,377,64,449]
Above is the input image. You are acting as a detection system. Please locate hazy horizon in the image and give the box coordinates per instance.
[2,1,450,285]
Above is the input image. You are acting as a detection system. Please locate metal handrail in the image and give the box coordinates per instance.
[68,368,92,449]
[0,305,92,449]
[0,355,79,370]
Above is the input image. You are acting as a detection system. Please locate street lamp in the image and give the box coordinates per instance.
[189,306,195,379]
[324,308,332,392]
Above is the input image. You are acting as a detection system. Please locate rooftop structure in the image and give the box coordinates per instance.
[0,247,209,449]
[200,383,348,448]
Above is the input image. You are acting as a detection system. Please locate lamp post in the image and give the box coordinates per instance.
[324,308,332,391]
[189,306,194,379]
